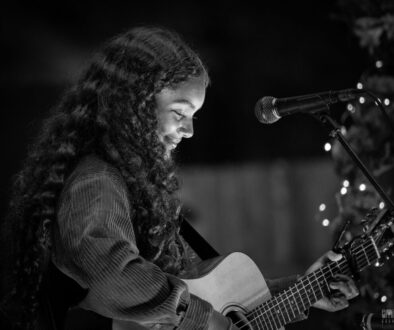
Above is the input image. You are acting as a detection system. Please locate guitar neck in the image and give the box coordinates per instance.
[245,236,379,330]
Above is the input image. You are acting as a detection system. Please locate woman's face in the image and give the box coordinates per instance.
[155,75,206,158]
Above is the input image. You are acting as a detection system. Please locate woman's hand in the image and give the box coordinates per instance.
[306,250,359,312]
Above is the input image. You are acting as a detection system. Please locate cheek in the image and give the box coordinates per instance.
[157,116,178,135]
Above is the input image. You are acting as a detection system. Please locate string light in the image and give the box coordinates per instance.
[376,60,383,68]
[359,96,366,104]
[322,219,330,227]
[324,143,332,152]
[343,180,349,187]
[340,126,347,135]
[384,98,390,106]
[340,187,347,195]
[357,82,363,89]
[319,203,326,211]
[380,202,385,209]
[359,183,366,191]
[347,103,355,113]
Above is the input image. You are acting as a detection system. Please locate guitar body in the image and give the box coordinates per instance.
[113,252,284,330]
[183,252,270,314]
[182,252,284,329]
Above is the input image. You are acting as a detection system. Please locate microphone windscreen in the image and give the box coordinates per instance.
[254,96,280,124]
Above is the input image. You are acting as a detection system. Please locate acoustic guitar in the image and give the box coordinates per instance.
[114,208,394,330]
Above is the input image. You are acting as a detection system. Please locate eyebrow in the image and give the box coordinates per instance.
[172,99,195,109]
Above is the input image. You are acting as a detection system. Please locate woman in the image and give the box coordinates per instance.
[0,26,357,330]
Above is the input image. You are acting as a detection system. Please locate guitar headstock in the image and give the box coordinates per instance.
[339,208,394,275]
[358,208,394,267]
[369,208,394,265]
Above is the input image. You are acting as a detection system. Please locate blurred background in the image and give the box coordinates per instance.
[2,1,393,329]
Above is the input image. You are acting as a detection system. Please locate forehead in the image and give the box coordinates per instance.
[155,76,206,109]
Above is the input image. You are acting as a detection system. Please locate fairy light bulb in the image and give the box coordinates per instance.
[340,187,347,195]
[359,183,366,191]
[384,98,390,106]
[379,202,385,209]
[324,143,331,152]
[376,60,383,68]
[381,295,387,303]
[347,103,355,112]
[343,180,349,187]
[319,203,326,211]
[322,219,330,227]
[357,82,363,89]
[359,96,366,104]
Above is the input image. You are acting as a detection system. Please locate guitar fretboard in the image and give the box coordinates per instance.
[245,236,379,330]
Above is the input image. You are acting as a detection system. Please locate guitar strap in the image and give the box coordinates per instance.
[179,214,220,260]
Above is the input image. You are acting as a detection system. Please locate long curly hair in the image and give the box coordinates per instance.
[0,26,209,329]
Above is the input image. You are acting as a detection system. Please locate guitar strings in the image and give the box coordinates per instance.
[234,243,375,329]
[232,240,378,330]
[235,243,377,330]
[239,243,376,330]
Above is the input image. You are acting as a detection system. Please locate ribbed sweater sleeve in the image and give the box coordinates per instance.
[52,157,213,329]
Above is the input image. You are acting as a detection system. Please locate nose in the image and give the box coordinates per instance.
[179,118,194,138]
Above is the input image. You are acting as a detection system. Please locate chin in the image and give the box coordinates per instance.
[164,148,173,160]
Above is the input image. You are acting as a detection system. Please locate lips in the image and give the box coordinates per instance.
[165,137,182,149]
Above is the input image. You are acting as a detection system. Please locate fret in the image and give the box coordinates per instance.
[295,281,307,311]
[279,292,292,323]
[249,317,260,330]
[275,295,286,325]
[269,303,282,330]
[283,289,296,320]
[306,274,318,303]
[289,284,302,316]
[312,270,325,299]
[299,277,312,307]
[263,309,274,330]
[317,267,331,295]
[260,310,270,330]
[254,307,266,330]
[370,236,380,261]
[327,262,335,278]
[362,244,371,266]
[280,292,292,323]
[359,242,377,269]
[262,299,281,330]
[251,305,271,330]
[331,261,342,275]
[272,295,285,328]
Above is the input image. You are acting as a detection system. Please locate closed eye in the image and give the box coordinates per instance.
[172,110,185,120]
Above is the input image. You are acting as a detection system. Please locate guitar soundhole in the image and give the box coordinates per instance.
[228,311,254,330]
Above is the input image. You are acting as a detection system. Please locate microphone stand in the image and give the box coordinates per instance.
[316,112,394,212]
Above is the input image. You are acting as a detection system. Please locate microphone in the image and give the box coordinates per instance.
[254,88,365,124]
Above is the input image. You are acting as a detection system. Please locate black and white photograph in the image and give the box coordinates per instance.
[1,1,394,329]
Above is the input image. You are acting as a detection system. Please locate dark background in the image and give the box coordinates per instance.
[1,1,370,329]
[1,1,368,166]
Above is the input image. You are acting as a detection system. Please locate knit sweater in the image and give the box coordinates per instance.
[52,155,213,329]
